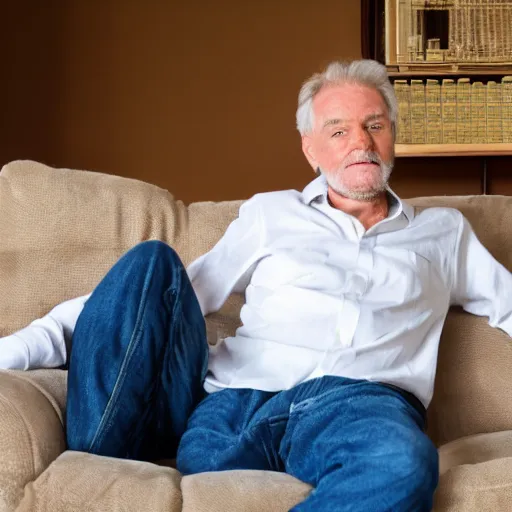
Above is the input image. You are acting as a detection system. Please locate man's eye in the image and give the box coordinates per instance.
[369,124,382,131]
[332,130,345,137]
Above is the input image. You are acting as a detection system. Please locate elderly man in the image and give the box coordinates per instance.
[2,59,512,511]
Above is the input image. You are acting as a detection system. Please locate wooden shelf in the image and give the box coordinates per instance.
[387,63,512,78]
[388,70,512,78]
[395,143,512,157]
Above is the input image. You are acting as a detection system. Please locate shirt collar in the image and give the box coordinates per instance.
[301,174,414,224]
[302,174,329,205]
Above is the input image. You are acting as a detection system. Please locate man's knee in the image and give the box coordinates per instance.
[128,240,180,263]
[119,241,184,276]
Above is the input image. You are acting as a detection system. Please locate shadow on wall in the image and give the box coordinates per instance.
[0,1,362,203]
[0,3,66,169]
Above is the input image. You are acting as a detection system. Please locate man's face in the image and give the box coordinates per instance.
[302,83,395,201]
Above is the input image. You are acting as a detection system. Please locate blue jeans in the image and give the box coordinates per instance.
[178,378,438,511]
[67,241,439,511]
[67,241,208,460]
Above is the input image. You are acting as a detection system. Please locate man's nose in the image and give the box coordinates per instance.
[352,127,373,150]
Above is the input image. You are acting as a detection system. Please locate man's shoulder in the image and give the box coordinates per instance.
[412,204,464,228]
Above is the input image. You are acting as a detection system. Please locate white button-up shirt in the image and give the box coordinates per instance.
[190,176,512,406]
[2,176,512,407]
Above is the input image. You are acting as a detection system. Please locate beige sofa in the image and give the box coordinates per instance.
[1,160,512,511]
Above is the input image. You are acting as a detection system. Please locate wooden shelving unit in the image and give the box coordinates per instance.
[387,64,512,78]
[396,143,512,157]
[388,69,511,78]
[384,2,512,158]
[363,1,512,195]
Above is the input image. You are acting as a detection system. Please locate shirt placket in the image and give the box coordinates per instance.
[336,235,375,350]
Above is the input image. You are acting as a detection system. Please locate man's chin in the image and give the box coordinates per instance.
[341,188,383,201]
[326,179,386,201]
[319,165,393,201]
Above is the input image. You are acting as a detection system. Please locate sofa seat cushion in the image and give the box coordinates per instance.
[181,470,312,512]
[434,431,512,511]
[15,451,183,512]
[0,371,66,511]
[439,430,512,475]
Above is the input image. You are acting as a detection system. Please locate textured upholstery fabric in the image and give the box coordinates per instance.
[2,160,512,511]
[0,371,65,511]
[181,470,312,511]
[434,458,512,511]
[438,430,512,475]
[0,160,187,336]
[15,452,182,512]
[427,308,512,446]
[434,431,512,510]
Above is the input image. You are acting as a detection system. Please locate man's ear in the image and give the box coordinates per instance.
[301,135,318,172]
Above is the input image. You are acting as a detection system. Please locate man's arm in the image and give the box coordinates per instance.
[451,213,512,335]
[0,294,90,370]
[187,198,267,315]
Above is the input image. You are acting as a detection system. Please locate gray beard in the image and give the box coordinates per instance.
[319,160,394,202]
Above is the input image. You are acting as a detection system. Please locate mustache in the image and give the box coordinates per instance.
[343,150,382,168]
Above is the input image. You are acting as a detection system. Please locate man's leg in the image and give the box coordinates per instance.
[176,387,286,474]
[177,377,367,475]
[280,379,438,512]
[66,241,208,461]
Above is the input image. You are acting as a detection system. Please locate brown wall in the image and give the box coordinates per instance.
[0,0,362,204]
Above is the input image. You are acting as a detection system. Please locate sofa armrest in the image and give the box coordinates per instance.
[0,370,66,510]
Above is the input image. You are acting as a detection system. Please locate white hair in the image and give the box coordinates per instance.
[296,60,397,137]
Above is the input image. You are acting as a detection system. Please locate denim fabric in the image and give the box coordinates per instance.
[66,241,438,510]
[178,376,438,512]
[66,241,208,460]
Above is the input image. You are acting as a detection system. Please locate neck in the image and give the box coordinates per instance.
[327,188,389,230]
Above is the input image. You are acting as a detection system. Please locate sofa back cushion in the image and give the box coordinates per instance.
[0,160,187,335]
[410,195,512,446]
[1,160,512,447]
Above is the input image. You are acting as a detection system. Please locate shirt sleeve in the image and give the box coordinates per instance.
[451,214,512,336]
[186,198,267,316]
[0,294,90,370]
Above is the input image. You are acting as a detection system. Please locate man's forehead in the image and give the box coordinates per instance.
[315,86,384,109]
[314,82,383,102]
[312,84,388,125]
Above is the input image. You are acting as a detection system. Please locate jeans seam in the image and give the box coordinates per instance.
[88,253,159,452]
